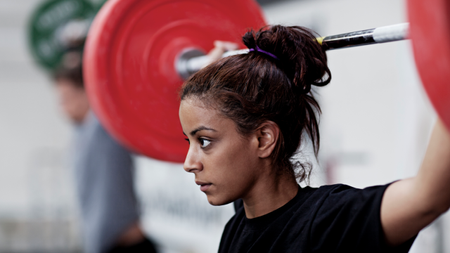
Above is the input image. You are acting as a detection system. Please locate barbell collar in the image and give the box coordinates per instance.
[175,48,206,80]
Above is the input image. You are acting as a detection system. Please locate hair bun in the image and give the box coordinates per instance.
[243,25,331,93]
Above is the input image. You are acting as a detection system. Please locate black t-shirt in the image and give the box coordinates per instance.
[219,184,416,253]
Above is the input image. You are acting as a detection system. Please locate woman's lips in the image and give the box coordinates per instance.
[196,181,212,192]
[200,184,211,192]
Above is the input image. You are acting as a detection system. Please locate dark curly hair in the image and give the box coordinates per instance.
[180,25,331,182]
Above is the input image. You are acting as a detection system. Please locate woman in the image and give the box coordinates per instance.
[178,25,450,252]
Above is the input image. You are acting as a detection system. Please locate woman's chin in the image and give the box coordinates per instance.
[206,195,233,206]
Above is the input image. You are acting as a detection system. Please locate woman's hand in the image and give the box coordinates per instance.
[205,41,239,67]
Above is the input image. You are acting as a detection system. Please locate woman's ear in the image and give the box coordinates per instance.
[255,121,279,158]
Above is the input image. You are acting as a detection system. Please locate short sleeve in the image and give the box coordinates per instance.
[308,184,415,253]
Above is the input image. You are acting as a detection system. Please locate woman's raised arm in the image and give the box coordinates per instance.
[381,118,450,245]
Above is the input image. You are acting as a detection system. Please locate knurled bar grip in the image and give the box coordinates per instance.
[319,23,409,50]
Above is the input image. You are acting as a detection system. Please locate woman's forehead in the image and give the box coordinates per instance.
[180,98,217,121]
[181,96,206,108]
[180,98,233,131]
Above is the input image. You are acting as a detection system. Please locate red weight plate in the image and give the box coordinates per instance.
[408,0,450,130]
[84,0,266,162]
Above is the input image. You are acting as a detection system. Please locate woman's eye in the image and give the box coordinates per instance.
[199,138,211,148]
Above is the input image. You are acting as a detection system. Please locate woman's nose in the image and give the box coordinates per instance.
[183,147,202,173]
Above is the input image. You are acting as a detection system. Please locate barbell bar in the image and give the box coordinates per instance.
[177,23,410,80]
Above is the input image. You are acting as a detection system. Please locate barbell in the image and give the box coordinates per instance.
[83,0,450,163]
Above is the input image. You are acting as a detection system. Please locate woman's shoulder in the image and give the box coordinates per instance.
[296,183,392,213]
[305,182,391,196]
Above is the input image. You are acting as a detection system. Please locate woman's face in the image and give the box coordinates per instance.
[179,98,262,206]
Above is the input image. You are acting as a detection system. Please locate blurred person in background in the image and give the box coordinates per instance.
[52,39,237,253]
[52,51,158,253]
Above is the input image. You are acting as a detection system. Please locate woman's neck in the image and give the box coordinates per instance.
[242,170,299,219]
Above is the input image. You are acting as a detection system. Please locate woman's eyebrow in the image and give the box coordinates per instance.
[190,126,217,136]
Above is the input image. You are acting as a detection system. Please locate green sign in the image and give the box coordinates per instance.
[28,0,106,70]
[86,0,108,11]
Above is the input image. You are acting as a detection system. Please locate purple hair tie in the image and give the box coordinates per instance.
[249,46,279,60]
